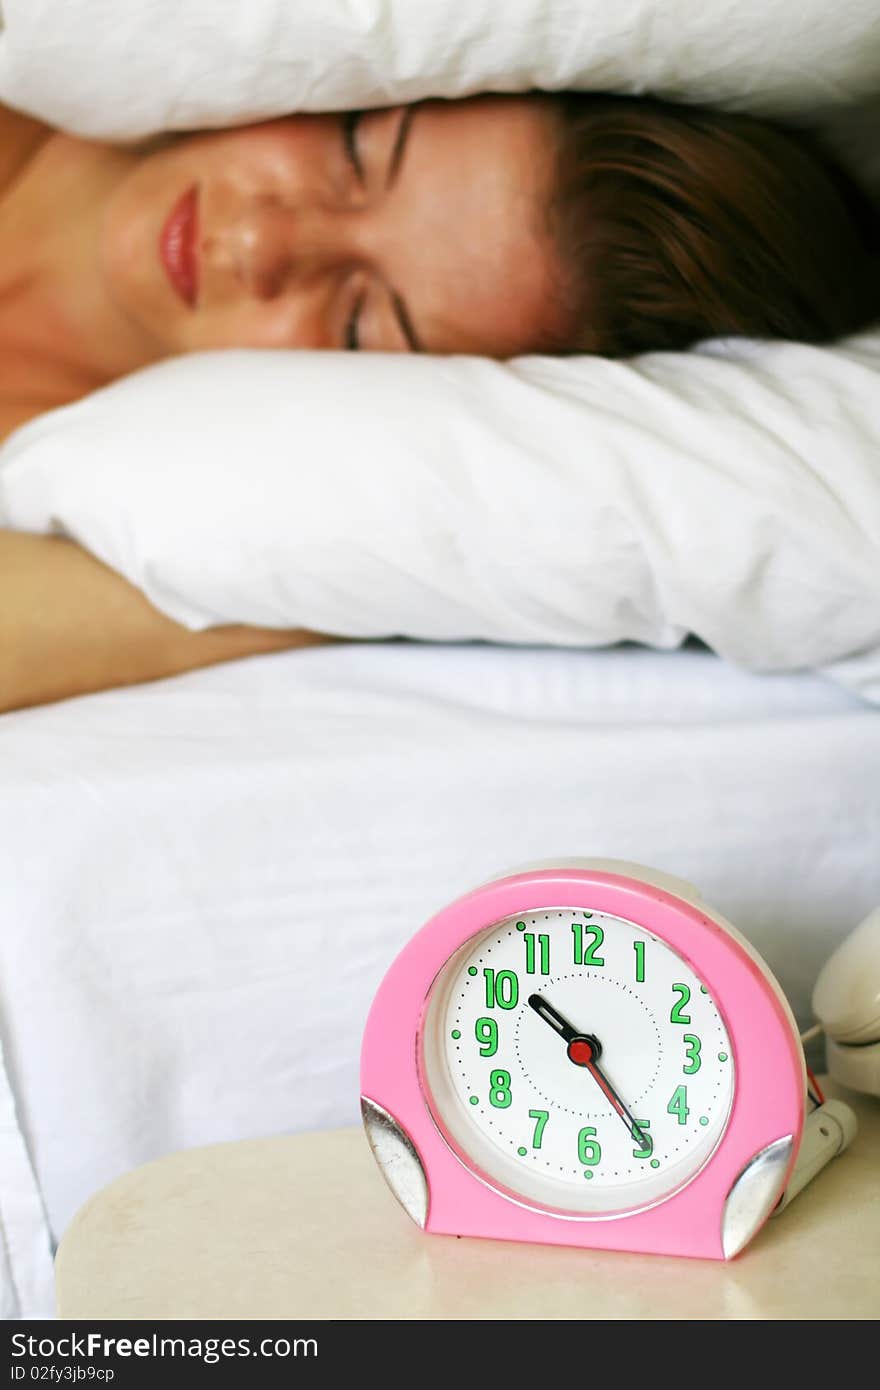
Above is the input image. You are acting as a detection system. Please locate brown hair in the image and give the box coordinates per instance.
[545,92,880,357]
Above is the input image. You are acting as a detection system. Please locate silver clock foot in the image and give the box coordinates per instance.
[721,1136,794,1258]
[361,1096,430,1229]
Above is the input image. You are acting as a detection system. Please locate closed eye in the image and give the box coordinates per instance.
[346,291,365,350]
[342,111,364,182]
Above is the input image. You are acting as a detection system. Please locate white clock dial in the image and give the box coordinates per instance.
[420,909,735,1215]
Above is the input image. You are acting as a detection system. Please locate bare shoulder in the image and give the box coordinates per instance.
[0,101,53,197]
[0,107,63,445]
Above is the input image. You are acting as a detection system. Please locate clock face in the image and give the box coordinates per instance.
[420,908,736,1216]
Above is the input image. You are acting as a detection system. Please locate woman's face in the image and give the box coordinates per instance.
[99,95,568,361]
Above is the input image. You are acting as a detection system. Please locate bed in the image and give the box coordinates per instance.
[2,637,878,1318]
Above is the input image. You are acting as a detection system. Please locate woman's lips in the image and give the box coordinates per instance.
[159,185,199,307]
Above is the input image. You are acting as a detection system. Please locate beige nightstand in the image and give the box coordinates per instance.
[55,1081,879,1320]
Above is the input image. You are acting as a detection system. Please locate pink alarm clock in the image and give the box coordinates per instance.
[361,860,806,1260]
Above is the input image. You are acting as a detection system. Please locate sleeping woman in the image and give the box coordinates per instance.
[1,90,878,712]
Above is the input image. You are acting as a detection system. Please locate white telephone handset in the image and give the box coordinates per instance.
[773,907,877,1213]
[812,906,880,1096]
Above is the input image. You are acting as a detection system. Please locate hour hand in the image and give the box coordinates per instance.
[528,994,581,1044]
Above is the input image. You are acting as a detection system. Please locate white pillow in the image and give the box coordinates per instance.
[2,337,879,702]
[1,0,879,140]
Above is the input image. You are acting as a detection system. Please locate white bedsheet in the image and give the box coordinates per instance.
[1,640,878,1318]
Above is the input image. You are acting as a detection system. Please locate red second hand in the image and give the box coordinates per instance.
[567,1038,650,1152]
[568,1039,626,1118]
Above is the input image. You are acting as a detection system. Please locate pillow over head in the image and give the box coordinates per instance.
[1,0,879,140]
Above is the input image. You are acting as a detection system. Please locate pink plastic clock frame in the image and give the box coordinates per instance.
[361,868,805,1261]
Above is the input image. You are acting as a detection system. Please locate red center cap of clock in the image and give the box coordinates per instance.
[567,1039,594,1066]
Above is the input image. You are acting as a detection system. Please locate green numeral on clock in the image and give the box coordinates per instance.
[475,1017,498,1057]
[523,933,550,975]
[670,983,691,1024]
[578,1126,601,1166]
[667,1085,689,1125]
[683,1034,702,1074]
[489,1069,512,1108]
[529,1109,549,1149]
[633,941,646,983]
[572,922,605,967]
[632,1119,652,1160]
[483,968,519,1010]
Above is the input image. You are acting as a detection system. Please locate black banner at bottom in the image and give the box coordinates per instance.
[2,1315,801,1379]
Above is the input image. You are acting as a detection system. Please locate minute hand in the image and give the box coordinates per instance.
[528,994,652,1153]
[568,1038,652,1154]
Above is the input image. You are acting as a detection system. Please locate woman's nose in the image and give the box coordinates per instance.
[209,198,349,301]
